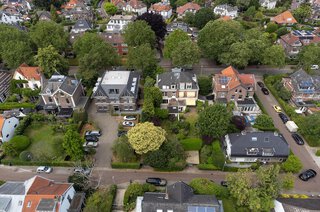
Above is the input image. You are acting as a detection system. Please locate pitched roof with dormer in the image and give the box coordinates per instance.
[176,2,200,15]
[128,0,146,9]
[15,63,41,81]
[149,1,172,12]
[272,11,297,24]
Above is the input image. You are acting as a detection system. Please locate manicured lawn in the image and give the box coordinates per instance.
[181,138,202,151]
[24,123,65,161]
[184,110,199,136]
[222,198,237,212]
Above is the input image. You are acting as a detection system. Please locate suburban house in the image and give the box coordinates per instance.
[176,2,200,18]
[259,0,277,9]
[213,4,238,19]
[0,11,22,24]
[0,71,12,103]
[212,66,256,102]
[13,63,43,90]
[149,0,172,19]
[271,10,297,25]
[278,30,320,58]
[223,132,290,163]
[156,68,199,114]
[111,0,127,10]
[100,32,128,56]
[282,69,320,102]
[123,0,147,15]
[0,115,19,143]
[40,73,88,115]
[92,70,140,112]
[61,0,93,21]
[234,98,261,115]
[166,22,198,38]
[71,19,92,33]
[36,11,52,21]
[136,181,224,212]
[106,15,135,32]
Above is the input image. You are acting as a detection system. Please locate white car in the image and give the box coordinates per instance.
[74,167,91,176]
[83,141,98,148]
[122,121,135,127]
[124,116,136,121]
[37,166,52,173]
[311,65,319,70]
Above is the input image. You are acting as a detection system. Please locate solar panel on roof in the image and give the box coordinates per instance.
[188,206,216,212]
[219,76,228,84]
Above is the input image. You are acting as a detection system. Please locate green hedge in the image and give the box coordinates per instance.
[253,93,267,114]
[198,164,220,170]
[181,138,202,151]
[1,159,74,167]
[111,162,141,169]
[0,102,35,110]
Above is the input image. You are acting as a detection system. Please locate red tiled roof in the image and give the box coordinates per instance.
[272,11,297,24]
[176,2,200,15]
[27,176,71,195]
[128,0,146,9]
[220,16,231,21]
[62,0,79,9]
[15,63,41,81]
[280,32,320,46]
[0,116,4,138]
[149,2,172,12]
[112,0,126,7]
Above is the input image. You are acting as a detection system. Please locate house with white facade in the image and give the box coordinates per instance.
[106,15,135,32]
[149,0,172,19]
[0,11,22,24]
[176,2,201,18]
[13,64,43,90]
[259,0,277,9]
[213,4,238,19]
[123,0,147,15]
[0,115,19,143]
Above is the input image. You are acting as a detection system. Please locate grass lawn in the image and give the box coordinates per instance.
[222,198,237,212]
[24,123,65,161]
[184,109,199,136]
[181,138,202,151]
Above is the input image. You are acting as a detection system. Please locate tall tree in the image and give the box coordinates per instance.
[220,42,251,68]
[163,29,190,59]
[262,45,286,68]
[137,12,167,40]
[293,3,312,23]
[127,122,166,154]
[298,44,320,72]
[63,128,84,161]
[33,0,65,10]
[198,104,232,138]
[104,2,118,15]
[124,20,156,47]
[34,45,68,78]
[30,21,68,51]
[171,40,200,68]
[299,113,320,146]
[194,8,216,29]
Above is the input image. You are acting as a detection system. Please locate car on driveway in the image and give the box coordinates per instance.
[123,121,135,127]
[74,167,91,176]
[278,112,289,123]
[37,166,53,173]
[311,65,319,70]
[146,178,167,186]
[292,133,304,145]
[85,136,99,142]
[124,116,136,121]
[273,105,282,113]
[257,81,265,88]
[299,169,317,181]
[261,87,269,95]
[83,141,98,148]
[85,130,102,137]
[118,130,127,137]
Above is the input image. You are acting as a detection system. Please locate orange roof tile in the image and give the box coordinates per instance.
[27,176,71,196]
[63,0,79,9]
[0,116,4,138]
[238,74,255,85]
[16,64,41,81]
[176,2,200,15]
[272,11,297,25]
[150,2,172,12]
[23,195,59,212]
[220,16,231,21]
[221,66,239,77]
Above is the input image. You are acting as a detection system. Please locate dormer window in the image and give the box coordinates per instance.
[246,148,259,155]
[186,83,192,89]
[171,85,176,89]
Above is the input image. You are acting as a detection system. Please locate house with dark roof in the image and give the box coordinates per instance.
[36,11,51,21]
[40,73,88,115]
[223,131,290,163]
[71,19,92,33]
[100,32,128,56]
[13,63,43,90]
[136,181,223,212]
[176,2,200,18]
[0,115,19,143]
[61,0,93,21]
[156,68,199,114]
[282,69,320,102]
[278,30,320,58]
[92,70,140,112]
[0,71,11,103]
[213,4,238,19]
[166,22,199,39]
[213,66,256,102]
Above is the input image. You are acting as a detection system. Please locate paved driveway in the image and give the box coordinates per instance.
[256,76,320,193]
[88,102,118,168]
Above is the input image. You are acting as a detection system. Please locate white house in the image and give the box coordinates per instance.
[0,11,22,24]
[123,0,147,15]
[0,115,19,143]
[149,0,172,19]
[13,64,43,90]
[259,0,277,9]
[106,15,135,32]
[213,4,238,19]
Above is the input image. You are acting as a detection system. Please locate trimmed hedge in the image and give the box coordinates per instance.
[1,159,74,167]
[316,150,320,157]
[181,138,202,151]
[15,115,32,135]
[198,164,219,170]
[0,102,35,110]
[253,94,267,114]
[111,162,141,169]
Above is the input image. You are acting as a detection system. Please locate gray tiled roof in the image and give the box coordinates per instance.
[290,69,320,92]
[41,73,80,95]
[0,71,11,101]
[227,132,290,158]
[73,19,92,30]
[157,70,198,90]
[0,182,25,195]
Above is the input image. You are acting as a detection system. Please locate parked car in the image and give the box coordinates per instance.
[220,181,228,187]
[123,121,135,127]
[273,105,282,113]
[117,131,127,137]
[124,115,136,121]
[146,178,167,186]
[37,166,53,173]
[85,136,99,142]
[299,169,317,181]
[261,87,269,95]
[311,65,319,70]
[74,167,91,176]
[292,133,304,145]
[85,130,102,137]
[278,113,289,123]
[257,81,265,88]
[83,142,98,148]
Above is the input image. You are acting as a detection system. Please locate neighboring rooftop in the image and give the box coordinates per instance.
[36,198,56,211]
[110,15,135,20]
[73,19,92,29]
[157,68,198,90]
[101,71,130,85]
[41,73,80,95]
[0,197,12,212]
[176,2,200,15]
[27,176,72,195]
[0,182,25,195]
[290,69,320,92]
[15,63,41,81]
[272,10,297,24]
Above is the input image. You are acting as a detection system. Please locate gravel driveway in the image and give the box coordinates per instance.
[88,102,118,168]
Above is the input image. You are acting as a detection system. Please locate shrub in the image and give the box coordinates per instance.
[316,149,320,156]
[73,110,88,123]
[0,102,35,110]
[200,145,212,164]
[198,76,212,96]
[189,178,228,198]
[281,154,303,173]
[111,162,141,169]
[123,183,155,211]
[154,108,169,119]
[15,115,32,135]
[84,185,117,212]
[211,142,225,168]
[253,114,275,131]
[112,136,137,163]
[19,151,33,161]
[10,136,31,152]
[198,164,219,170]
[181,138,202,150]
[231,116,246,131]
[282,173,295,190]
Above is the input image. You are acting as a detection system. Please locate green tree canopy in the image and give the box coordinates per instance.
[253,114,275,130]
[298,113,320,146]
[124,20,156,47]
[194,8,216,29]
[84,185,117,212]
[262,45,286,68]
[104,2,118,15]
[220,42,252,68]
[293,3,312,23]
[281,154,303,173]
[198,104,232,138]
[171,40,200,68]
[298,44,320,72]
[198,76,212,96]
[63,128,84,161]
[164,29,190,59]
[30,21,68,51]
[127,122,166,154]
[112,136,137,163]
[34,45,68,78]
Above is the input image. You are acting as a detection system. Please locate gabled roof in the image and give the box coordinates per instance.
[100,32,125,44]
[272,11,297,24]
[157,69,198,90]
[280,30,320,46]
[111,0,126,7]
[27,176,72,195]
[176,2,200,15]
[15,63,41,81]
[149,2,172,12]
[0,181,25,195]
[73,19,92,30]
[289,69,320,92]
[0,71,11,98]
[127,0,146,9]
[41,73,80,96]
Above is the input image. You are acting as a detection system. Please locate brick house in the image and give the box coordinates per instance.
[92,70,140,112]
[213,66,256,102]
[100,32,128,56]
